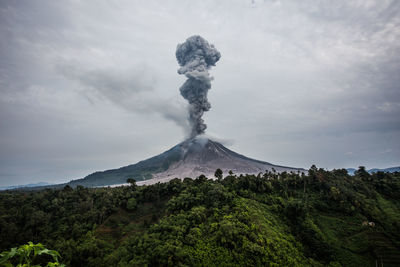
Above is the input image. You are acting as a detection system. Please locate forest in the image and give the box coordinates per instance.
[0,166,399,266]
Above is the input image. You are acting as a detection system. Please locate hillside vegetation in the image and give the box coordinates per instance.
[0,166,399,266]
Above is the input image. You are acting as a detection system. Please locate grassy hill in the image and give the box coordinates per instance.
[68,144,183,187]
[0,166,399,266]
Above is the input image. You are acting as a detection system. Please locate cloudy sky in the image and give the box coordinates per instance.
[0,0,399,186]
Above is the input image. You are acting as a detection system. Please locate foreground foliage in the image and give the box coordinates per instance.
[0,242,64,267]
[0,166,399,266]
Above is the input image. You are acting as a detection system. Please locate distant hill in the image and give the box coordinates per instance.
[347,166,400,175]
[68,137,303,187]
[0,182,53,191]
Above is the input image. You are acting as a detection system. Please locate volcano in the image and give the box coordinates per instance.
[61,36,305,188]
[68,137,303,187]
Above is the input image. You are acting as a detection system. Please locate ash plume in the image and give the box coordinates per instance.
[56,63,189,130]
[176,35,221,138]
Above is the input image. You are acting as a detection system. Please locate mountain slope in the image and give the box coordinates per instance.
[69,144,183,187]
[147,138,302,185]
[368,166,400,173]
[0,182,53,191]
[347,166,400,175]
[70,137,303,187]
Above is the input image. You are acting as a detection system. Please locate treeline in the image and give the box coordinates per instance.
[0,167,399,266]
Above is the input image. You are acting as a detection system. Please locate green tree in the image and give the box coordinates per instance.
[329,187,341,201]
[355,166,370,180]
[126,198,137,211]
[214,169,223,180]
[126,178,137,190]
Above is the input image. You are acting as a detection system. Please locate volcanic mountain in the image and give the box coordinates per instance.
[68,137,303,187]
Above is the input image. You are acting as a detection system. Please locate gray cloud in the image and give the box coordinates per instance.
[56,63,189,131]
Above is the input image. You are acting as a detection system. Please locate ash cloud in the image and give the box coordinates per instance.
[57,63,189,130]
[176,35,221,138]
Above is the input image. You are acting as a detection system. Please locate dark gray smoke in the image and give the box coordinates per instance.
[176,35,221,138]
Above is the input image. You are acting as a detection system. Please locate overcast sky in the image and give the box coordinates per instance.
[0,0,399,186]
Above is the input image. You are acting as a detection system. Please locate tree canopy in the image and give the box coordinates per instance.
[0,167,399,266]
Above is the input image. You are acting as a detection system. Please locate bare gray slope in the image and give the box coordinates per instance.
[62,137,303,187]
[142,137,303,185]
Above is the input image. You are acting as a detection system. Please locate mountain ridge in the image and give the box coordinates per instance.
[346,166,400,175]
[69,137,304,187]
[0,182,53,191]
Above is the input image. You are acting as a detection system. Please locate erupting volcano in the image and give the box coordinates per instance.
[70,136,303,187]
[67,36,303,188]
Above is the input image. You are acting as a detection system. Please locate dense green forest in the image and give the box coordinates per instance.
[0,166,399,266]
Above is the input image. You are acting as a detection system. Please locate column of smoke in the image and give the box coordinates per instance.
[176,35,221,139]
